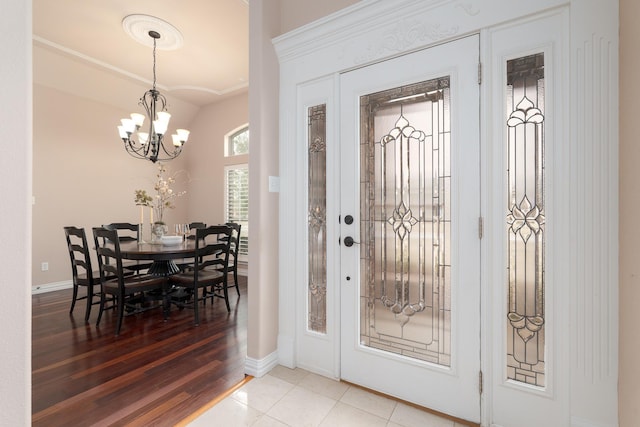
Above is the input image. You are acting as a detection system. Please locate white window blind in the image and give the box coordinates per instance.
[224,164,249,259]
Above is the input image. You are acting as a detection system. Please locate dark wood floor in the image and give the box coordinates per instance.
[32,277,247,427]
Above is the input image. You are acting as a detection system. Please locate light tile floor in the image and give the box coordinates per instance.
[188,366,470,427]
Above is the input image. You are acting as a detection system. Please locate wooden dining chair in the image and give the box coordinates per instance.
[221,222,242,296]
[174,222,207,272]
[186,222,206,240]
[64,226,103,322]
[172,221,205,272]
[93,227,168,336]
[169,225,233,325]
[201,222,241,301]
[103,222,152,274]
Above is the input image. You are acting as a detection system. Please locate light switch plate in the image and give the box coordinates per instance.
[268,176,280,193]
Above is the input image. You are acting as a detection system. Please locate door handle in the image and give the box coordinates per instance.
[343,236,359,247]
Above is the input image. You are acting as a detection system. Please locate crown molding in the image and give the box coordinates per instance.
[33,35,247,97]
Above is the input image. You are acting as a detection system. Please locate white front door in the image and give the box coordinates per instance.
[339,35,481,422]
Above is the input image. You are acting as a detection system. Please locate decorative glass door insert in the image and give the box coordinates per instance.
[308,104,328,333]
[360,77,452,366]
[505,53,546,387]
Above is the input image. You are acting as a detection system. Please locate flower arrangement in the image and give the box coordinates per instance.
[134,164,186,225]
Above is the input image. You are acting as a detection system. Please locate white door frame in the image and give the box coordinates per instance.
[274,1,618,425]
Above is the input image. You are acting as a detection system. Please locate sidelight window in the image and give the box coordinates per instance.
[505,53,546,387]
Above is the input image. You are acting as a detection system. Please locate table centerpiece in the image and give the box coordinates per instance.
[135,163,186,243]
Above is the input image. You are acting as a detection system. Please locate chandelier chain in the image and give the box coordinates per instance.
[152,37,157,91]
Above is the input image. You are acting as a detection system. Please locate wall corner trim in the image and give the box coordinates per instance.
[244,351,279,378]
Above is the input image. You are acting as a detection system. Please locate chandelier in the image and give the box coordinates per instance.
[117,30,189,163]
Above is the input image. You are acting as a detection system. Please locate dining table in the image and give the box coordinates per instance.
[118,239,197,277]
[117,238,197,318]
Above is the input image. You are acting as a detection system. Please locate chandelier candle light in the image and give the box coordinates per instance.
[117,29,189,163]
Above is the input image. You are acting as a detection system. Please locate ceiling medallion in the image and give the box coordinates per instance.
[122,14,183,50]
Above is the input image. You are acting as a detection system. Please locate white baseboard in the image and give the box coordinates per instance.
[34,270,248,295]
[245,351,279,378]
[571,416,612,427]
[32,280,72,295]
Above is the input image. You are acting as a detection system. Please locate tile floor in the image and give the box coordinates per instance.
[188,366,470,427]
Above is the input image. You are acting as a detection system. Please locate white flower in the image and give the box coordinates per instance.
[135,163,186,224]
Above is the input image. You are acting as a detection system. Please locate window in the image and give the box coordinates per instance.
[307,104,327,333]
[225,125,249,156]
[505,53,546,387]
[224,164,249,260]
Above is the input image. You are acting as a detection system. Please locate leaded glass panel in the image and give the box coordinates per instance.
[360,77,452,366]
[506,53,546,387]
[308,104,327,333]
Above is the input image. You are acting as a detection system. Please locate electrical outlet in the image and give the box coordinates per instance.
[41,262,49,271]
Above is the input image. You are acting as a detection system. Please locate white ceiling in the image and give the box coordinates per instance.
[33,0,249,108]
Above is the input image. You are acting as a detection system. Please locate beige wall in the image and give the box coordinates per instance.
[279,0,359,34]
[248,0,281,361]
[32,84,189,287]
[185,92,249,226]
[619,0,638,424]
[32,84,247,289]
